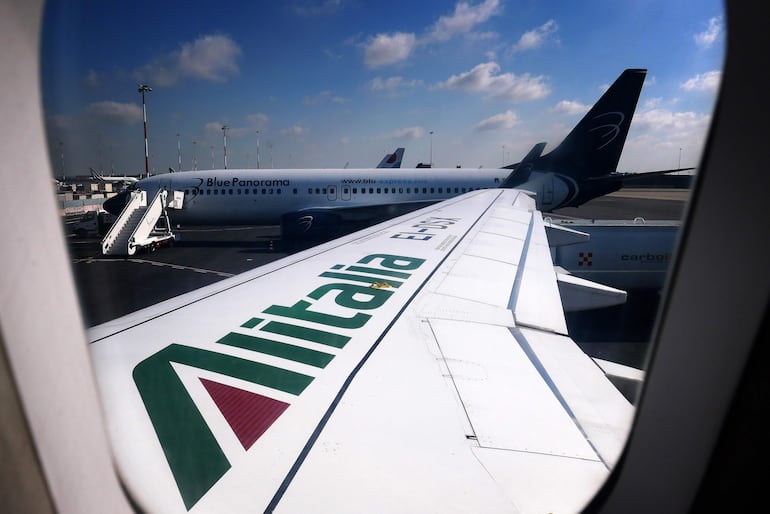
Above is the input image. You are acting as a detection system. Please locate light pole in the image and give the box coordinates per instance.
[256,130,260,169]
[222,125,229,169]
[176,133,181,172]
[210,146,214,169]
[138,84,152,178]
[429,131,434,167]
[192,140,197,171]
[502,144,506,166]
[58,140,65,179]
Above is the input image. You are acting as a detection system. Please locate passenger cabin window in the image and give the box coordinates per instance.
[41,1,721,511]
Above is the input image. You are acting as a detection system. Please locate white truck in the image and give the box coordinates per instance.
[71,209,117,238]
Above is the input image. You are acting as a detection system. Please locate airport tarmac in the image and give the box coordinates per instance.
[64,189,689,375]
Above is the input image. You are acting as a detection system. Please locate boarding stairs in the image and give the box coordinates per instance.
[101,189,178,256]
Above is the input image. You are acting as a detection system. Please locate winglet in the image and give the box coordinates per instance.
[499,142,547,188]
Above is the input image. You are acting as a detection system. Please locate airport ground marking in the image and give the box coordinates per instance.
[73,257,233,277]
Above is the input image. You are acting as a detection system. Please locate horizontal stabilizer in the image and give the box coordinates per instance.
[585,167,695,182]
[544,220,591,247]
[555,268,627,311]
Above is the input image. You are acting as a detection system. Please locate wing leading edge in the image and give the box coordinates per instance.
[89,188,634,513]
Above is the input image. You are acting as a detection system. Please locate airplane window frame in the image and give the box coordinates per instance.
[2,2,765,513]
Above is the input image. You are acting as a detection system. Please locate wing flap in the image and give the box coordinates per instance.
[429,318,600,460]
[515,328,635,468]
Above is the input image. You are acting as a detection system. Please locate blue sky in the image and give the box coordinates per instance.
[41,0,724,177]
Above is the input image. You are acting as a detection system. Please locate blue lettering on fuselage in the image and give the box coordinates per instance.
[205,177,291,188]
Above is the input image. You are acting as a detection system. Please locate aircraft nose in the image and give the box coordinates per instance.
[103,189,129,215]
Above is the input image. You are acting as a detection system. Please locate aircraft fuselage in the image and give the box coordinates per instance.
[107,168,510,226]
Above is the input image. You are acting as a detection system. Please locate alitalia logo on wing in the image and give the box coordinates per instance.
[132,253,425,510]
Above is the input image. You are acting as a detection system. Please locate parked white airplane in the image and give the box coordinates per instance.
[89,167,139,184]
[3,3,766,514]
[103,69,662,243]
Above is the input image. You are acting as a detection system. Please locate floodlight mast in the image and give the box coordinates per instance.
[138,84,152,178]
[222,125,229,169]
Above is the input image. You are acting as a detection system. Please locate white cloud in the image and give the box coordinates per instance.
[511,20,558,53]
[135,34,242,86]
[47,114,72,130]
[282,124,308,136]
[642,97,664,110]
[364,32,417,68]
[83,69,100,88]
[552,100,590,115]
[292,0,345,16]
[204,114,270,138]
[680,70,721,92]
[369,76,421,91]
[619,103,714,172]
[475,110,519,131]
[437,62,550,101]
[85,101,142,124]
[694,16,723,49]
[633,108,711,133]
[205,121,224,132]
[427,0,502,42]
[247,112,269,127]
[177,35,241,81]
[303,90,347,105]
[385,126,425,140]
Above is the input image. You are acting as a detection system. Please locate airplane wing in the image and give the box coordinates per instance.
[88,188,634,513]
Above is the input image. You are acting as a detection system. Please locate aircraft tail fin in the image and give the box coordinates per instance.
[537,68,646,180]
[377,148,405,168]
[500,142,547,188]
[89,167,104,182]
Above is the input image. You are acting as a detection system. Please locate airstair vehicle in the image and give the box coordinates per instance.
[101,189,181,256]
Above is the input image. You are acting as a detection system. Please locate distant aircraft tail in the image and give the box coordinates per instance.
[89,167,105,181]
[377,148,405,168]
[536,68,646,180]
[500,142,546,188]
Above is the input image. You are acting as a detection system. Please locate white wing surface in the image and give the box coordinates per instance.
[89,188,634,513]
